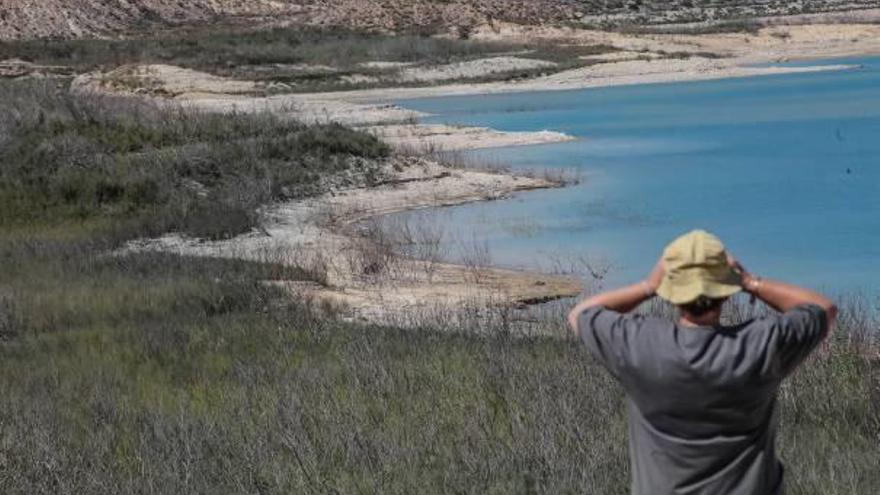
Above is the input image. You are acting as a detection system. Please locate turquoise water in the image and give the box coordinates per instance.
[394,57,880,294]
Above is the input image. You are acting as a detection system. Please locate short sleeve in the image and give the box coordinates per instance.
[775,304,829,377]
[577,306,639,379]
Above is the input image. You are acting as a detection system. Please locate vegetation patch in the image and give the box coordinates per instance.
[0,25,624,92]
[0,79,390,240]
[0,26,535,91]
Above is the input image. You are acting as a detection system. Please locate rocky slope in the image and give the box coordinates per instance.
[577,1,880,28]
[0,1,306,40]
[3,1,878,40]
[306,1,880,33]
[303,0,585,33]
[0,0,581,40]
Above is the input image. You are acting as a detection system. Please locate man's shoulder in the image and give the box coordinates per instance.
[579,306,672,334]
[727,305,828,343]
[578,306,676,354]
[577,306,676,380]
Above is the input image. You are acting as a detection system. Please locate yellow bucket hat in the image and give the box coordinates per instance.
[655,230,743,305]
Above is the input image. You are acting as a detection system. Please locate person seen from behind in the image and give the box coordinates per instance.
[567,230,837,495]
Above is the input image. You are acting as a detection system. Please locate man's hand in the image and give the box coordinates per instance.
[725,252,759,292]
[725,252,746,275]
[567,256,665,335]
[645,257,665,295]
[724,251,837,330]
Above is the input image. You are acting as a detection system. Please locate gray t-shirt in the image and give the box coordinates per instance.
[578,304,828,495]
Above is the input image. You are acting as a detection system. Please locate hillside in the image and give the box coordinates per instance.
[0,0,303,40]
[2,1,880,40]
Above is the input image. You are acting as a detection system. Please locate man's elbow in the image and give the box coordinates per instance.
[824,303,839,334]
[826,303,838,320]
[566,312,579,336]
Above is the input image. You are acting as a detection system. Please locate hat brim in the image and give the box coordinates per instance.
[656,269,742,305]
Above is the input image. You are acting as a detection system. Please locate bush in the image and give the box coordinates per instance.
[0,25,522,74]
[0,79,390,240]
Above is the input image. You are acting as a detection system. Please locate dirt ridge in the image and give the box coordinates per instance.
[0,0,306,40]
[5,1,880,41]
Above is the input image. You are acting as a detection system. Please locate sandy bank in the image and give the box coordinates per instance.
[128,159,583,325]
[295,59,860,103]
[397,56,557,83]
[367,124,574,152]
[294,21,880,103]
[72,18,880,149]
[73,64,575,152]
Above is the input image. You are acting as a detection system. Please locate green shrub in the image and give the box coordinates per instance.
[0,80,389,240]
[0,25,521,74]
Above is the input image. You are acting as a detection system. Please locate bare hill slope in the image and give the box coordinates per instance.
[0,1,306,40]
[1,0,579,40]
[1,1,879,40]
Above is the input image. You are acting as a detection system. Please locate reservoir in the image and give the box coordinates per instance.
[393,56,880,295]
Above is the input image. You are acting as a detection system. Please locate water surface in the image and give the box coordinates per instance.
[394,57,880,295]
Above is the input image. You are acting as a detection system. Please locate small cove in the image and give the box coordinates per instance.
[391,57,880,295]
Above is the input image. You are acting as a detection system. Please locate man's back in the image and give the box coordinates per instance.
[578,304,828,495]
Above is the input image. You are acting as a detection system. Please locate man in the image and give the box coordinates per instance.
[567,230,837,495]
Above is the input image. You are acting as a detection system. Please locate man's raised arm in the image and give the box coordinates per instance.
[743,274,838,329]
[730,255,838,333]
[566,259,664,336]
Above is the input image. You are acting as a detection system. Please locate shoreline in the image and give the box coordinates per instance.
[82,19,880,322]
[71,64,578,152]
[71,17,880,152]
[128,159,584,325]
[294,21,880,104]
[297,61,866,105]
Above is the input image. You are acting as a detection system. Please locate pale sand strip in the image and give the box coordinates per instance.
[72,64,576,151]
[367,124,575,152]
[397,56,557,83]
[296,60,859,103]
[296,21,880,103]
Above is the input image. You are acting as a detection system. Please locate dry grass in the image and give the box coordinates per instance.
[0,70,877,495]
[0,79,390,241]
[0,24,599,92]
[1,233,877,494]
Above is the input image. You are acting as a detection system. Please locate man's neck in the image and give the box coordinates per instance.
[679,314,721,328]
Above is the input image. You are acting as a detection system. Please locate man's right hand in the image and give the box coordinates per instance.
[725,252,759,292]
[724,251,837,329]
[645,257,665,294]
